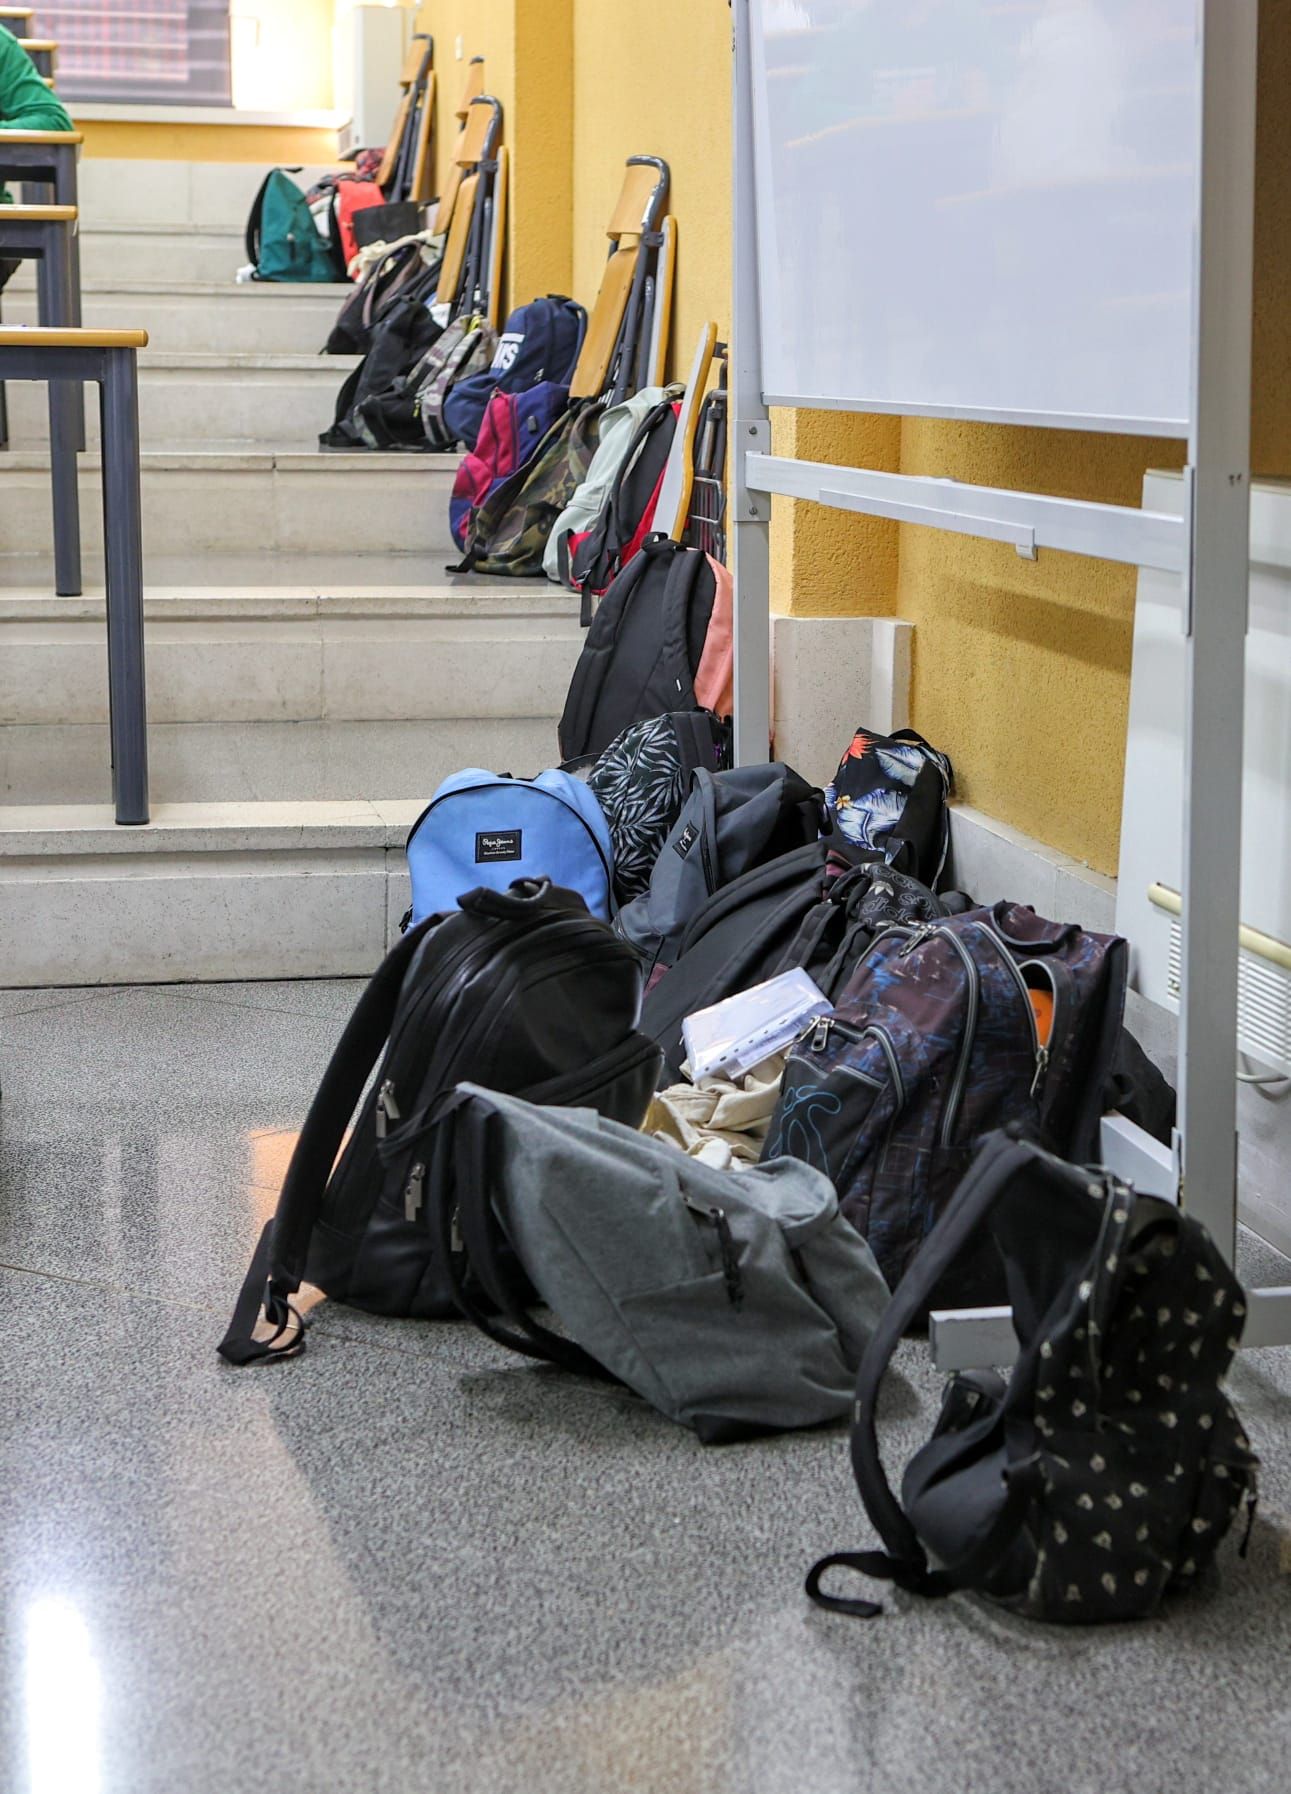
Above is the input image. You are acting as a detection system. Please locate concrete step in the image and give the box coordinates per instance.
[0,551,521,590]
[3,223,252,289]
[1,717,563,807]
[1,351,361,449]
[0,798,416,985]
[72,161,345,233]
[3,279,354,354]
[0,448,460,558]
[0,583,580,729]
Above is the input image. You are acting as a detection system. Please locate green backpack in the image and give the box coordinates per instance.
[245,169,338,283]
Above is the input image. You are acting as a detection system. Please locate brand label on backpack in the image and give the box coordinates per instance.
[674,823,699,859]
[476,829,523,863]
[491,333,523,373]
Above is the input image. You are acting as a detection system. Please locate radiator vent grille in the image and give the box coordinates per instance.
[1167,921,1291,1076]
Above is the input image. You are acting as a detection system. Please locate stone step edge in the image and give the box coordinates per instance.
[1,449,460,474]
[0,586,572,621]
[7,279,353,299]
[0,798,432,857]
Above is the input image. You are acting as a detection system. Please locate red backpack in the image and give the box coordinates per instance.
[306,173,387,278]
[567,398,680,620]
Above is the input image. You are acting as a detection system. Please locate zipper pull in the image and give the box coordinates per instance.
[811,1018,833,1052]
[450,1207,464,1254]
[404,1161,425,1222]
[899,925,935,957]
[1030,1046,1050,1098]
[375,1078,401,1139]
[709,1207,744,1309]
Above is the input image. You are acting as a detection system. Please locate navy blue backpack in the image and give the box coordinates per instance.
[442,295,587,451]
[403,768,615,929]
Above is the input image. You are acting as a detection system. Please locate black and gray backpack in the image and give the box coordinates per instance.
[583,709,732,905]
[807,1130,1258,1625]
[613,762,826,976]
[557,538,718,762]
[218,879,661,1363]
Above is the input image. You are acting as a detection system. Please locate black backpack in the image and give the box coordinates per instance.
[320,261,444,450]
[558,539,717,762]
[567,395,679,608]
[325,237,440,356]
[218,879,662,1363]
[641,843,949,1081]
[807,1130,1258,1625]
[613,762,826,976]
[582,709,733,905]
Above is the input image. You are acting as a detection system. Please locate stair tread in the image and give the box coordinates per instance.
[0,796,431,852]
[1,446,460,471]
[0,577,571,612]
[0,550,556,591]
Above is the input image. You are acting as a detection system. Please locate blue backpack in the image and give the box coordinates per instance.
[404,768,614,928]
[442,295,587,450]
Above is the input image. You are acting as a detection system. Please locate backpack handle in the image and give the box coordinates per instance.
[432,1093,616,1381]
[837,1131,1042,1586]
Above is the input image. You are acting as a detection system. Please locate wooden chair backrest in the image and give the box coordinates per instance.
[436,170,479,307]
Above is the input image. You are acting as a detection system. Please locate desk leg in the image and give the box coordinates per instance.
[37,242,82,596]
[100,350,149,826]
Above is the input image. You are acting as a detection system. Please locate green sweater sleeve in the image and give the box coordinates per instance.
[0,23,74,135]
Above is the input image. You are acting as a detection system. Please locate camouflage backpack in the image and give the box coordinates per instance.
[416,315,498,451]
[449,400,603,578]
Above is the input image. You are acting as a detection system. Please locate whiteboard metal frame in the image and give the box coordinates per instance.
[730,0,1288,1352]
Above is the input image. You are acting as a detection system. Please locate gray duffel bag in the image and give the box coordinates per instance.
[433,1083,890,1441]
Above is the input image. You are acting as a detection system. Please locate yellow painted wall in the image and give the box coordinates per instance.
[570,0,731,384]
[403,4,1291,876]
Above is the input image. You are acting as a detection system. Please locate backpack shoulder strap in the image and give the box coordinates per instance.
[431,1094,615,1381]
[806,1131,1047,1616]
[656,544,706,715]
[217,917,437,1365]
[245,170,276,266]
[558,549,652,759]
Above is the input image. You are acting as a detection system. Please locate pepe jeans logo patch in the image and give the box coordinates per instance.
[475,829,523,863]
[673,823,700,859]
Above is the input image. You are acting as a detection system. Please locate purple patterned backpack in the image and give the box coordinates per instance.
[762,902,1127,1302]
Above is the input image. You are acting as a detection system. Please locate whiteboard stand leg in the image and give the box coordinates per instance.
[1178,1,1257,1267]
[731,0,772,767]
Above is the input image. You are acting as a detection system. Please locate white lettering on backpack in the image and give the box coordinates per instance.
[492,334,523,373]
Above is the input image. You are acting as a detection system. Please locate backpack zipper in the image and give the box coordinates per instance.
[404,1160,425,1221]
[978,921,1049,1097]
[375,1078,401,1138]
[930,927,980,1147]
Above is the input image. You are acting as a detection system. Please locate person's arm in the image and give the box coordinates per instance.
[0,23,75,135]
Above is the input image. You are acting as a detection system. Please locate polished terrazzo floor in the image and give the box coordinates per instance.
[2,978,1290,1794]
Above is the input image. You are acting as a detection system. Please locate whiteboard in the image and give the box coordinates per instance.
[750,0,1198,434]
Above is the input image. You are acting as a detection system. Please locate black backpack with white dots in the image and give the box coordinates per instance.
[807,1130,1258,1625]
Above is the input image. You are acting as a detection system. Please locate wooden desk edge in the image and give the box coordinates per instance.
[0,327,149,350]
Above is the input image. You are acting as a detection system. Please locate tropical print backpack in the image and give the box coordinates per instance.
[808,1130,1258,1626]
[584,710,733,905]
[826,726,953,889]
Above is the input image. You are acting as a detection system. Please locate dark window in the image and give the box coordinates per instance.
[33,3,232,107]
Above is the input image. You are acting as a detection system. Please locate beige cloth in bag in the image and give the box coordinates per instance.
[646,1054,786,1171]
